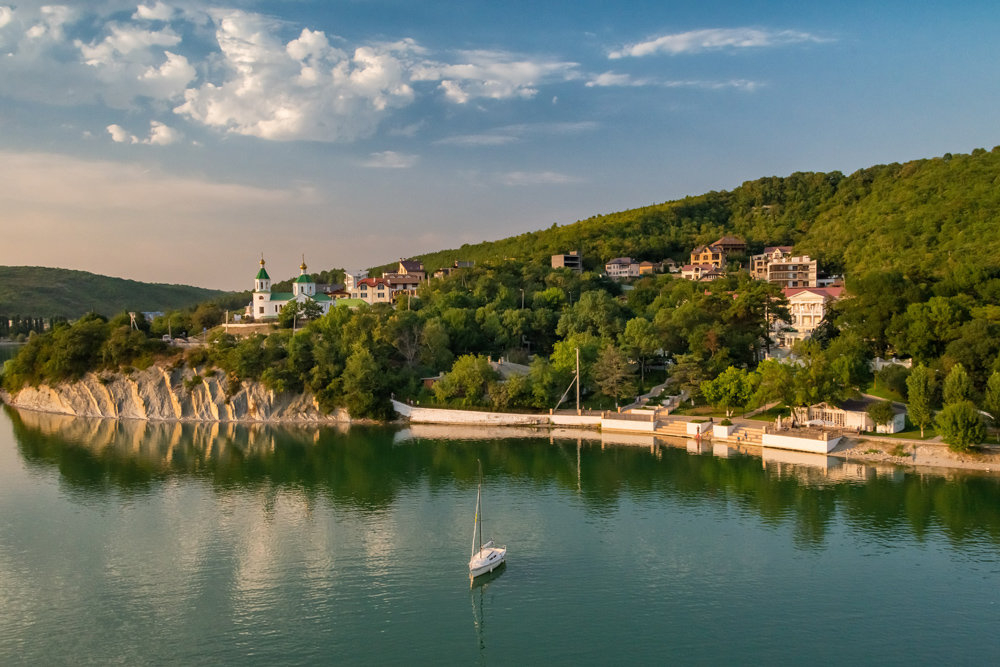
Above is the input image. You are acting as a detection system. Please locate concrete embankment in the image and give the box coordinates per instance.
[0,365,349,423]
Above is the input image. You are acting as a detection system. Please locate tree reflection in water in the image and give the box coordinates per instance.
[7,405,1000,548]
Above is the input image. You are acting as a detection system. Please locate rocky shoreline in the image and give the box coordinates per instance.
[0,364,349,423]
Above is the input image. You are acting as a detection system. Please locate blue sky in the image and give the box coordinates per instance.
[1,1,998,290]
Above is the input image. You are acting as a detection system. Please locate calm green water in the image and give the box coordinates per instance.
[1,408,999,665]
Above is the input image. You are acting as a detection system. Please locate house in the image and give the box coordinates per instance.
[711,235,746,256]
[794,397,907,434]
[552,251,583,272]
[638,261,661,275]
[605,257,640,280]
[344,270,368,292]
[433,260,475,279]
[751,247,818,287]
[689,244,726,269]
[247,257,334,320]
[351,277,393,304]
[777,286,844,347]
[681,263,717,281]
[397,259,426,281]
[662,258,679,273]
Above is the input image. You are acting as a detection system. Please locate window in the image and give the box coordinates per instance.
[259,306,264,314]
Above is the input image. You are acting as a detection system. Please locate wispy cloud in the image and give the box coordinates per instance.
[587,72,761,91]
[362,150,418,168]
[609,27,830,59]
[438,121,598,147]
[499,170,582,186]
[412,49,580,104]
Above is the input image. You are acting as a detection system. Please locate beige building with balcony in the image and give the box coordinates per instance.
[777,286,844,347]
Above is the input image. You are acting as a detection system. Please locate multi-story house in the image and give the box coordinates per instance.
[681,263,723,281]
[605,257,640,280]
[551,251,583,272]
[689,244,726,269]
[752,247,818,287]
[351,277,393,304]
[776,285,844,347]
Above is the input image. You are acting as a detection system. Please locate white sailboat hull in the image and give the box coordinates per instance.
[469,540,507,578]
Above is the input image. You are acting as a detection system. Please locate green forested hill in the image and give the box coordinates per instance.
[374,147,1000,278]
[0,266,229,319]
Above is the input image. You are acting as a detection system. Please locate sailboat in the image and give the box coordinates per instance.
[469,460,506,578]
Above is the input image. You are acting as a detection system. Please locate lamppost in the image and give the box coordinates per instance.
[519,288,524,309]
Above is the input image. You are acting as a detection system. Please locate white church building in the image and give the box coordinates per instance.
[247,257,333,320]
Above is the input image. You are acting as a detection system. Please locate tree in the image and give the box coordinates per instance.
[341,343,389,419]
[935,401,985,452]
[619,317,659,385]
[753,358,796,409]
[701,366,758,417]
[866,400,896,433]
[983,370,1000,442]
[905,364,935,438]
[943,363,973,405]
[433,354,498,407]
[592,344,637,405]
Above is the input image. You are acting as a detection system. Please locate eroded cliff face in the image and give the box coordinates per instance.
[0,364,350,423]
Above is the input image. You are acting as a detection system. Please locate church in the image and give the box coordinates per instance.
[248,256,334,320]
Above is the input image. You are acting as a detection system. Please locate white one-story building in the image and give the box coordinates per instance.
[794,397,907,434]
[247,257,333,320]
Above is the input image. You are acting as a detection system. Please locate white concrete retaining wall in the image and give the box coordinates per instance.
[550,414,603,427]
[601,417,657,433]
[762,432,842,454]
[686,421,712,435]
[713,424,736,438]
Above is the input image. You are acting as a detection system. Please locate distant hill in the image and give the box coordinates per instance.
[372,147,1000,280]
[0,266,230,319]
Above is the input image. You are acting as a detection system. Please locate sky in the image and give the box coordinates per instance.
[1,1,998,290]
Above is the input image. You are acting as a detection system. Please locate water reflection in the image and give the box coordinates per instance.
[7,406,1000,549]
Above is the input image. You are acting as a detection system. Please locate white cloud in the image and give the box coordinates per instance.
[0,6,12,29]
[499,170,581,186]
[140,51,196,97]
[586,72,651,87]
[174,11,417,141]
[362,150,418,168]
[412,49,580,103]
[107,123,133,143]
[107,120,182,145]
[145,120,181,145]
[133,2,174,22]
[77,24,180,66]
[609,27,829,59]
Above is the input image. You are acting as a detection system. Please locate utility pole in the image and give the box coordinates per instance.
[576,346,581,412]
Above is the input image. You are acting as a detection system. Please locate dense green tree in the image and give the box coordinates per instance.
[341,343,389,419]
[905,364,936,438]
[983,371,1000,441]
[866,401,896,433]
[943,363,973,405]
[432,354,498,407]
[935,401,985,452]
[592,345,637,405]
[619,317,660,384]
[701,366,759,417]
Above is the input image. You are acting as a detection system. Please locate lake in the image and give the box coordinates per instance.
[1,408,998,665]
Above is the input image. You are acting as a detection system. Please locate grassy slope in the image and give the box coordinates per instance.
[0,266,230,318]
[372,147,1000,279]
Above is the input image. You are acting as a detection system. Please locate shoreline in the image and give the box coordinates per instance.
[4,396,999,476]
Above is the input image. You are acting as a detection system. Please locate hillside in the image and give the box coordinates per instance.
[0,266,229,319]
[373,147,1000,278]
